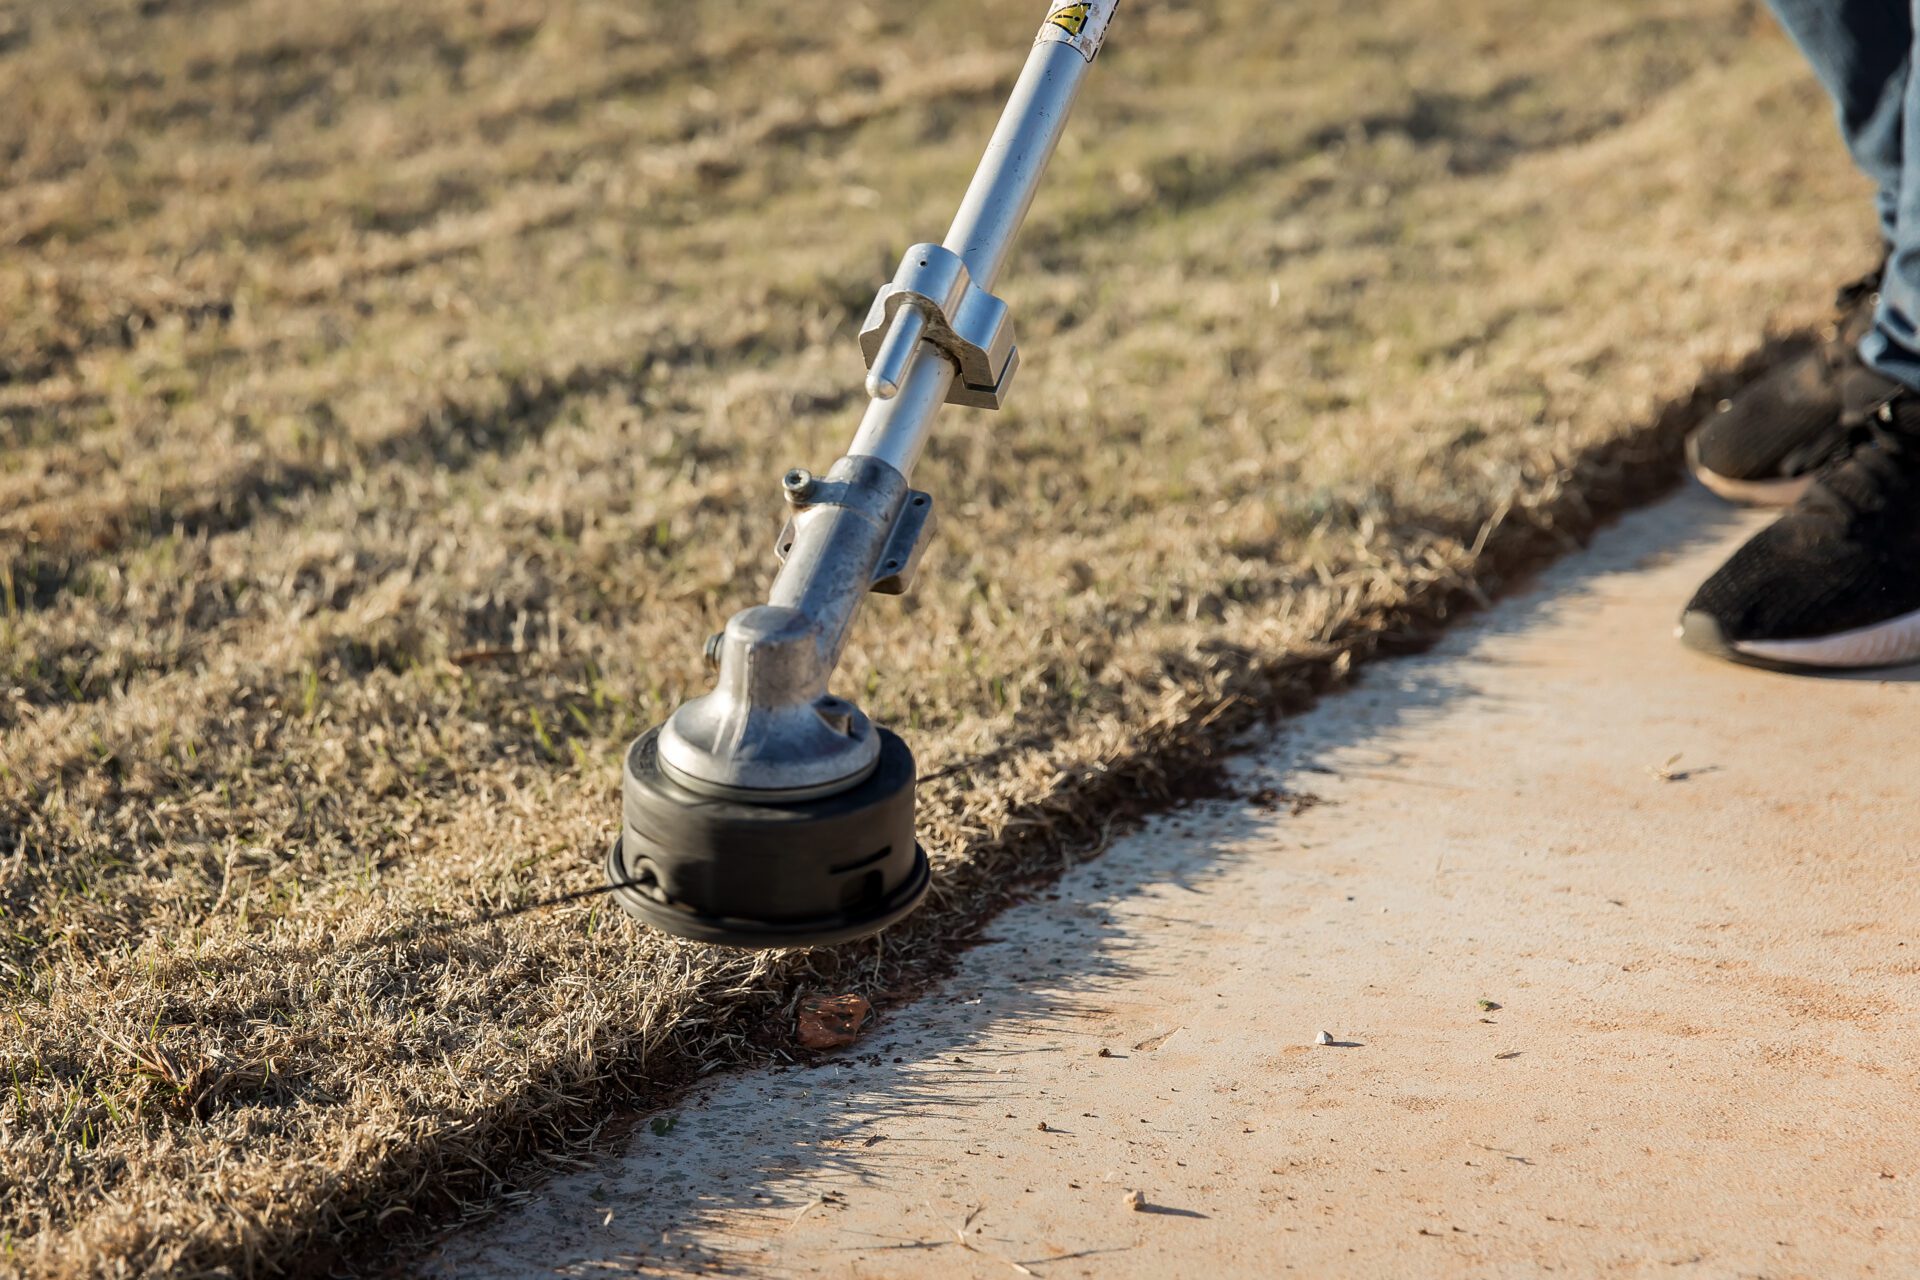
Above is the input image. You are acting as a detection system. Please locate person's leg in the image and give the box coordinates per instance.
[1859,0,1920,386]
[1680,0,1920,671]
[1768,0,1907,238]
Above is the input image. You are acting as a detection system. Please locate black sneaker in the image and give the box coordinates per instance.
[1679,395,1920,670]
[1687,259,1896,506]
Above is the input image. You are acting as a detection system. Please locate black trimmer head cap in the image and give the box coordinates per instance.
[607,725,930,948]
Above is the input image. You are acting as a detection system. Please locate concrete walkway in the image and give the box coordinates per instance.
[430,487,1920,1278]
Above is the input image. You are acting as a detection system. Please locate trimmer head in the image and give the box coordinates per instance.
[607,724,930,948]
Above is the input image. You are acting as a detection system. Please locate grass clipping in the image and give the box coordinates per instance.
[0,0,1876,1274]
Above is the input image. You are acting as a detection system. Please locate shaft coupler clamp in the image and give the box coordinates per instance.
[859,243,1019,409]
[775,456,936,597]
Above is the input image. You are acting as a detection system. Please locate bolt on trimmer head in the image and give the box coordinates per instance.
[607,1,1119,948]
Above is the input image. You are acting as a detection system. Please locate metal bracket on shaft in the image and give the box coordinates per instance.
[859,243,1019,409]
[777,471,935,597]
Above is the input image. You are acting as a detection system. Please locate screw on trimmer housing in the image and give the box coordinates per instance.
[607,1,1120,949]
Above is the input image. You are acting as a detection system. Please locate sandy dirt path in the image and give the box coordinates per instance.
[429,486,1920,1278]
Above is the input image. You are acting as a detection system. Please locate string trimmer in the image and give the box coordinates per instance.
[607,2,1118,947]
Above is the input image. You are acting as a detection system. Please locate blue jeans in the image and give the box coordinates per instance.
[1768,0,1920,386]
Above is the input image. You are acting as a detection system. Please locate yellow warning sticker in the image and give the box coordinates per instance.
[1035,0,1113,61]
[1047,3,1089,36]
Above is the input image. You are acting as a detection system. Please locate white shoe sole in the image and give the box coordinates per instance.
[1689,464,1814,508]
[1680,607,1920,671]
[1735,607,1920,668]
[1685,448,1815,508]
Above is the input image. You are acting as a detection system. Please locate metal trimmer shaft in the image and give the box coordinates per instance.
[610,2,1119,947]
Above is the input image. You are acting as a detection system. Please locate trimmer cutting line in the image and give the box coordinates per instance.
[606,2,1119,948]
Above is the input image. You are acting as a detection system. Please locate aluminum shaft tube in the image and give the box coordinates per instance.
[943,36,1097,293]
[845,345,957,478]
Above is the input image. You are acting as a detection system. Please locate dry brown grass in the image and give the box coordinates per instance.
[0,0,1876,1274]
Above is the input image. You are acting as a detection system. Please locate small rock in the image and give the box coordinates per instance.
[1315,1030,1333,1046]
[1125,1189,1146,1212]
[796,994,872,1050]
